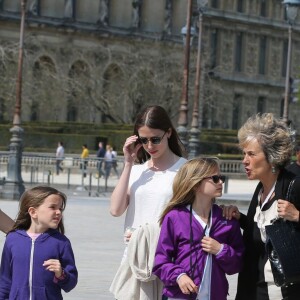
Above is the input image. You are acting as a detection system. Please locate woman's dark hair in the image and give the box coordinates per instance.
[133,105,186,163]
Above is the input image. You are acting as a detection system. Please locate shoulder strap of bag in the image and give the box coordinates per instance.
[286,179,295,202]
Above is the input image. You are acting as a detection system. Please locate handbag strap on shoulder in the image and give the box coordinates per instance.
[286,179,295,202]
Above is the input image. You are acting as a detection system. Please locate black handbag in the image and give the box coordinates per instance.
[265,179,300,287]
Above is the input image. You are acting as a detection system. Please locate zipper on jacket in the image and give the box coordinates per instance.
[29,239,35,300]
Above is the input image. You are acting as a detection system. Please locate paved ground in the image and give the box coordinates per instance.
[0,177,258,299]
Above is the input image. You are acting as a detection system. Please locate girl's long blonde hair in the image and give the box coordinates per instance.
[159,157,219,225]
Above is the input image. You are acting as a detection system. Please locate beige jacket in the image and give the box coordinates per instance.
[109,222,163,300]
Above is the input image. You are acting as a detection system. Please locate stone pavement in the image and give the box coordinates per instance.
[0,178,258,299]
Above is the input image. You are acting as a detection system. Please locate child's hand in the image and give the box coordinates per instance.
[201,236,221,255]
[43,259,63,278]
[177,274,198,295]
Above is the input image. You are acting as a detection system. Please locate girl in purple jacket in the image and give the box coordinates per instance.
[153,158,244,300]
[0,186,78,300]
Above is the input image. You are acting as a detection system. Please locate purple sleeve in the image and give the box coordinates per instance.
[55,240,78,293]
[214,219,245,275]
[0,240,12,298]
[153,213,186,286]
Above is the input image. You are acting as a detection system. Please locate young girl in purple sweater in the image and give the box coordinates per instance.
[0,186,78,300]
[153,158,244,300]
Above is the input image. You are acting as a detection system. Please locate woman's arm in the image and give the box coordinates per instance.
[110,135,142,217]
[0,210,14,234]
[110,161,132,216]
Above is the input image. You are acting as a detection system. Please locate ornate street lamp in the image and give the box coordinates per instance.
[0,0,27,200]
[177,0,194,150]
[188,0,208,159]
[282,0,300,124]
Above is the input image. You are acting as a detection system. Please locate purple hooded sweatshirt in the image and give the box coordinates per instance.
[153,204,244,300]
[0,229,78,300]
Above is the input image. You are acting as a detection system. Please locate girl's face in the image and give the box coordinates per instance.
[242,138,271,181]
[196,168,224,199]
[137,126,170,159]
[29,194,63,233]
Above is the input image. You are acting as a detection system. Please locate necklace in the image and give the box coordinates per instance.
[260,181,276,209]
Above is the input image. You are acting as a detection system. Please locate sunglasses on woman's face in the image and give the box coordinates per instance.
[204,175,226,183]
[138,131,167,145]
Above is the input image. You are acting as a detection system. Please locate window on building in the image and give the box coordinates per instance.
[281,40,288,77]
[210,29,218,69]
[235,32,244,72]
[211,0,219,9]
[260,0,267,17]
[257,96,266,114]
[30,102,39,121]
[258,36,267,75]
[67,100,77,122]
[237,0,244,13]
[0,98,5,122]
[232,94,242,130]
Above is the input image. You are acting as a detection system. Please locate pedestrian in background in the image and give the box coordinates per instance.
[153,158,244,300]
[55,141,64,175]
[96,142,106,178]
[286,144,300,176]
[80,144,89,178]
[104,144,113,181]
[222,113,300,300]
[111,146,119,178]
[109,105,187,299]
[0,186,78,299]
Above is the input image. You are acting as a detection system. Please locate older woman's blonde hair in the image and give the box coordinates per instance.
[159,157,219,225]
[238,113,293,169]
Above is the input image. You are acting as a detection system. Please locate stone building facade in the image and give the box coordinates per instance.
[0,0,299,131]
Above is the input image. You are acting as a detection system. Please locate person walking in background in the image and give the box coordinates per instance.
[104,144,113,181]
[80,144,89,178]
[96,141,106,178]
[286,144,300,176]
[222,113,300,300]
[109,105,187,299]
[0,209,14,234]
[111,146,119,178]
[0,186,78,299]
[56,141,64,175]
[153,158,244,300]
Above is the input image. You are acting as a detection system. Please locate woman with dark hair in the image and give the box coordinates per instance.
[109,105,187,299]
[110,105,186,228]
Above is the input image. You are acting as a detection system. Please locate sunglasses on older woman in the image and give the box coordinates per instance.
[138,131,167,145]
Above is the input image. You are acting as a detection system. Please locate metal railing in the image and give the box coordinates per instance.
[0,152,245,195]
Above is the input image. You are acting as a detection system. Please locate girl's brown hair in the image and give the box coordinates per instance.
[12,186,67,234]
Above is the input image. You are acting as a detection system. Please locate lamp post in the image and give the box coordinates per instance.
[282,0,300,125]
[0,0,27,200]
[177,0,194,150]
[188,0,208,159]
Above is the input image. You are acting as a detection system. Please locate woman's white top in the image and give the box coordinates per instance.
[124,157,187,230]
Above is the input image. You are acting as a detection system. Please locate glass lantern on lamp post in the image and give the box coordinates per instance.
[282,0,300,125]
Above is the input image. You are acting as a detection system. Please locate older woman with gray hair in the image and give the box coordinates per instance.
[222,113,300,300]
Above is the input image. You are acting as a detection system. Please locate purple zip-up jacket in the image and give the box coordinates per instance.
[0,229,78,300]
[153,204,244,300]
